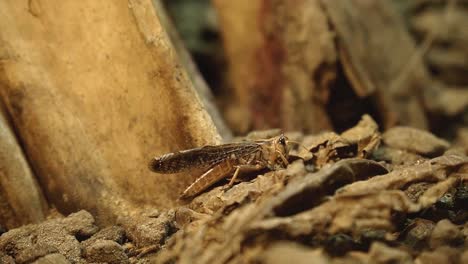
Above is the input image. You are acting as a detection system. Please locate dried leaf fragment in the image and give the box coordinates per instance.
[337,154,467,196]
[271,159,388,217]
[300,115,381,167]
[383,126,450,156]
[340,114,381,158]
[251,154,467,240]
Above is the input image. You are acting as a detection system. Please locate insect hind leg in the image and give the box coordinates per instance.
[180,160,235,198]
[227,166,241,188]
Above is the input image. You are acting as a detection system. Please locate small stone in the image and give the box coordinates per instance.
[174,207,197,229]
[144,209,161,218]
[81,226,125,248]
[0,252,14,264]
[61,210,99,237]
[0,210,98,263]
[32,253,70,264]
[118,210,176,248]
[84,239,129,264]
[15,244,58,264]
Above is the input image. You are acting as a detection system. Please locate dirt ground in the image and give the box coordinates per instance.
[1,116,467,263]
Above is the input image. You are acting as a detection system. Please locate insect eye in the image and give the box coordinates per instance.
[279,136,286,145]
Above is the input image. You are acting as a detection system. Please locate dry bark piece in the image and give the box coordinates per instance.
[300,115,381,167]
[252,191,418,239]
[306,135,350,167]
[382,126,450,156]
[337,154,466,196]
[322,0,430,129]
[299,131,342,163]
[271,159,388,217]
[252,154,466,240]
[340,114,381,158]
[0,0,223,224]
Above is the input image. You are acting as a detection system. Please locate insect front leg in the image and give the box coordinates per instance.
[275,150,289,167]
[226,166,241,188]
[224,164,265,189]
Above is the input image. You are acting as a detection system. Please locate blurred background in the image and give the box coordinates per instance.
[163,0,468,140]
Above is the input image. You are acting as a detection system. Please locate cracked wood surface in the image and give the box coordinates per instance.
[0,0,225,224]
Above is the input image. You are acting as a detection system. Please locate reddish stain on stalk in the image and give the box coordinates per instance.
[250,0,285,130]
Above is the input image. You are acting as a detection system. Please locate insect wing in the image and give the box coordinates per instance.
[149,142,260,174]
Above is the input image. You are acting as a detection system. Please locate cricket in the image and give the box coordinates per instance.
[149,134,291,198]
